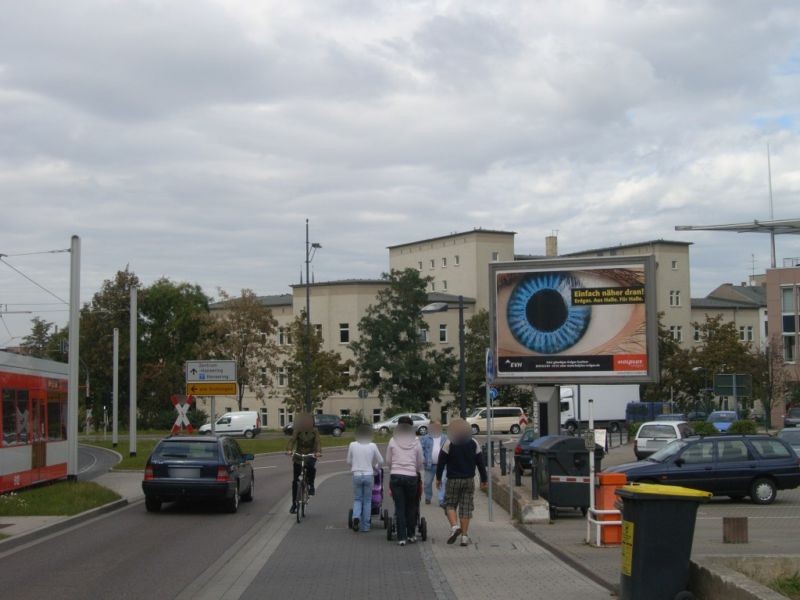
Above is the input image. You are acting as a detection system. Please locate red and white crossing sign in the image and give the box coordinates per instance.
[171,394,195,434]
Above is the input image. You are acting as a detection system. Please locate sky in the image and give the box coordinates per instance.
[1,0,799,344]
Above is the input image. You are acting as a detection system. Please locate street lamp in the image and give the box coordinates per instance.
[422,295,466,418]
[304,219,322,413]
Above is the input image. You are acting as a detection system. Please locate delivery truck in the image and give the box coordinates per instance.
[559,384,640,433]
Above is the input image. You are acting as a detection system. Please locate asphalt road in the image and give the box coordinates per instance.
[78,444,121,480]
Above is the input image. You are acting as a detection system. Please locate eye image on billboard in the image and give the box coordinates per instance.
[490,256,658,383]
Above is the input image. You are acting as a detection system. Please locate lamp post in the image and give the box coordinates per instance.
[422,295,467,418]
[304,219,322,413]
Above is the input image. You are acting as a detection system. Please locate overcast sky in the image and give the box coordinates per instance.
[2,0,799,343]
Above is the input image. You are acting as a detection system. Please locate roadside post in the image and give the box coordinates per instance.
[486,348,494,522]
[112,327,119,448]
[586,398,595,543]
[129,286,137,458]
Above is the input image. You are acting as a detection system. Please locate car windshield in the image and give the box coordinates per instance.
[647,440,688,462]
[708,413,737,423]
[469,409,483,418]
[778,430,800,444]
[153,441,218,460]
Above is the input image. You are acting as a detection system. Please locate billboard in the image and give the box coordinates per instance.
[489,255,658,384]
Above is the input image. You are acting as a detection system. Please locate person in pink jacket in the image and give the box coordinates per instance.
[385,416,423,546]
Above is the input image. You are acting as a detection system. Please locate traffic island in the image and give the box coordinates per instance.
[690,556,800,600]
[485,469,550,524]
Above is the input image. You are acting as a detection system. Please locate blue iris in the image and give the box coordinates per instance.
[507,273,591,354]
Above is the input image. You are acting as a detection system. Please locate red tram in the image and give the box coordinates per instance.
[1,350,68,493]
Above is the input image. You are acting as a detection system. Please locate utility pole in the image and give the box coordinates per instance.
[112,327,119,448]
[67,235,81,481]
[458,295,466,418]
[305,219,312,414]
[129,286,137,457]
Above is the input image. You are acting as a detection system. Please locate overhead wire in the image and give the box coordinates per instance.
[0,257,69,305]
[0,248,70,257]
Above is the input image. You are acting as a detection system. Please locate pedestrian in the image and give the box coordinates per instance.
[420,420,447,506]
[347,423,384,532]
[436,418,488,547]
[386,415,423,546]
[285,413,322,514]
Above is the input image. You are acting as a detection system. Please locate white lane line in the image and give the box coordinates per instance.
[317,459,346,464]
[78,450,98,474]
[698,515,800,520]
[253,466,276,471]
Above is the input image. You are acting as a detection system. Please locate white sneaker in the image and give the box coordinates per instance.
[397,540,406,546]
[407,536,417,544]
[446,526,462,544]
[460,535,471,547]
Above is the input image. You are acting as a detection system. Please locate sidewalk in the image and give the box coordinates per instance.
[420,485,612,600]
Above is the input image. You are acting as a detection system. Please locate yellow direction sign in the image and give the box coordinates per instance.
[186,382,238,396]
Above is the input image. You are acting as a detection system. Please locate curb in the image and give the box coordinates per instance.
[0,498,130,554]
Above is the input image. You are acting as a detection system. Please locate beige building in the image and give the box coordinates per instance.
[691,283,767,350]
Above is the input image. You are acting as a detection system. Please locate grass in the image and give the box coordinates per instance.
[0,481,121,517]
[86,431,373,471]
[771,572,800,599]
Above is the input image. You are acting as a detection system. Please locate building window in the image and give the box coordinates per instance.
[669,325,683,342]
[279,408,287,428]
[442,257,447,268]
[441,407,449,425]
[439,324,448,343]
[314,324,322,337]
[738,326,754,342]
[418,261,423,271]
[419,327,429,342]
[491,251,500,262]
[260,366,268,385]
[430,259,435,269]
[781,287,795,313]
[671,260,678,270]
[260,408,268,427]
[693,326,700,342]
[316,408,323,415]
[372,408,382,423]
[785,336,796,363]
[431,281,436,292]
[442,280,448,291]
[339,323,350,344]
[669,290,681,307]
[278,367,288,387]
[781,286,797,363]
[340,409,351,418]
[279,327,293,346]
[747,325,753,342]
[454,255,460,266]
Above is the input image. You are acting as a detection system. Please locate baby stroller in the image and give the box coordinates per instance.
[348,468,389,530]
[386,473,428,541]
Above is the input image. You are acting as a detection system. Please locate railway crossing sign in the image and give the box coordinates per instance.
[171,394,195,434]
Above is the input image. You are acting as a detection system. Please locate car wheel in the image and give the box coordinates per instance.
[471,425,480,435]
[145,496,161,513]
[244,429,254,439]
[225,484,240,513]
[750,478,777,505]
[380,427,390,436]
[242,477,254,502]
[417,426,428,436]
[608,422,620,433]
[332,427,342,438]
[565,422,577,434]
[510,424,521,435]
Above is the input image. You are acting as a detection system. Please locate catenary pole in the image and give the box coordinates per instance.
[67,235,81,480]
[129,286,137,457]
[112,327,119,448]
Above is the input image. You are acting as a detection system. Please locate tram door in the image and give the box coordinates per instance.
[30,396,47,480]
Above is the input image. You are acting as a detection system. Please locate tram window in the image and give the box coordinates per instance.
[2,389,15,445]
[16,390,29,443]
[48,401,64,440]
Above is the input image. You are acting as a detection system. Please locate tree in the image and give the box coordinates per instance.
[204,289,279,411]
[750,339,788,430]
[641,314,693,408]
[463,309,529,412]
[282,314,353,412]
[350,269,457,413]
[21,317,55,358]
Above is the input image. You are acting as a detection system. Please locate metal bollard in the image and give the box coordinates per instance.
[531,464,539,500]
[499,444,507,476]
[514,463,522,487]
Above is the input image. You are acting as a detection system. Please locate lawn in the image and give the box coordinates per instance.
[85,431,378,471]
[0,481,121,517]
[771,572,800,599]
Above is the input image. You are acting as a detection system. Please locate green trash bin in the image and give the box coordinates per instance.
[615,483,712,600]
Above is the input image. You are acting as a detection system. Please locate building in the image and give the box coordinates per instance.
[692,283,767,350]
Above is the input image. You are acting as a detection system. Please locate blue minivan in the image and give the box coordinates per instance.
[606,435,800,504]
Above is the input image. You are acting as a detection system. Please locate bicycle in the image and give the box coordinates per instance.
[293,452,316,523]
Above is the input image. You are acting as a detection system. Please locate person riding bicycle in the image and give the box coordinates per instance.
[286,413,322,514]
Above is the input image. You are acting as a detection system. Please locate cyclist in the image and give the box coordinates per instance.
[286,413,322,514]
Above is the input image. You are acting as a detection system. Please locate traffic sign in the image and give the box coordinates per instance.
[489,387,499,401]
[357,388,369,399]
[485,348,495,384]
[713,373,752,397]
[186,360,237,383]
[186,382,238,396]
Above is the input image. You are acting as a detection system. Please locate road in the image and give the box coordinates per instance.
[78,444,121,480]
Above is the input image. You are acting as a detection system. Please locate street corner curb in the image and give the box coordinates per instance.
[487,472,549,524]
[0,498,130,554]
[690,557,796,600]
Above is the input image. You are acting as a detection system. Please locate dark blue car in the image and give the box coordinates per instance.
[513,428,540,471]
[606,435,800,505]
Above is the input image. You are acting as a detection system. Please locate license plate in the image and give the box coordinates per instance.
[168,468,201,479]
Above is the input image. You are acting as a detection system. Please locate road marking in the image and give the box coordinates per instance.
[252,466,276,471]
[697,515,800,520]
[317,459,346,464]
[176,470,350,600]
[78,450,98,474]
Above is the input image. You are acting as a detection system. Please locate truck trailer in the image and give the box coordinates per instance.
[559,384,640,434]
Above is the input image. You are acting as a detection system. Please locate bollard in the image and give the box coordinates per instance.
[514,463,522,487]
[499,444,507,476]
[723,517,749,544]
[531,464,539,500]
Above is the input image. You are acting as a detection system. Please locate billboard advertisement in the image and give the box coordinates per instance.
[489,255,658,384]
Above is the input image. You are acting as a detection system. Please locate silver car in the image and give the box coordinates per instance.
[777,428,800,455]
[373,413,430,436]
[634,421,694,460]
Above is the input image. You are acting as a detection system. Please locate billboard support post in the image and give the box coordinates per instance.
[586,398,595,543]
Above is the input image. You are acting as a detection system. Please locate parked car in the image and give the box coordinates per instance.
[606,434,800,504]
[513,427,540,471]
[687,410,708,422]
[654,413,688,422]
[372,413,430,436]
[466,406,527,435]
[784,407,800,428]
[142,435,254,513]
[283,414,346,437]
[777,428,800,454]
[706,410,738,432]
[634,421,694,460]
[199,411,261,438]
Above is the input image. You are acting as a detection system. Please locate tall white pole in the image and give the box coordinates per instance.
[129,287,137,457]
[67,235,81,480]
[768,144,776,269]
[486,381,493,522]
[587,398,595,543]
[112,327,119,448]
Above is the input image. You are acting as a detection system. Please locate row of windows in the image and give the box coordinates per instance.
[278,323,350,345]
[418,255,461,270]
[2,389,65,446]
[780,286,797,364]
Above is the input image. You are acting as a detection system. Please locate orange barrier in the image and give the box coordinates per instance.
[595,473,627,545]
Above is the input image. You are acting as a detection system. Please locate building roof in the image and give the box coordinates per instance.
[563,239,692,257]
[427,292,476,304]
[290,278,387,289]
[514,253,546,261]
[707,284,766,307]
[210,293,293,310]
[691,297,761,310]
[387,228,516,250]
[676,218,800,236]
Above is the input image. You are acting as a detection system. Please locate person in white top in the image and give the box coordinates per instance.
[347,423,384,532]
[421,421,447,506]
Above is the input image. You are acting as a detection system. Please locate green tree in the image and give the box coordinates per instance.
[21,317,55,358]
[282,314,353,412]
[463,309,529,412]
[204,289,279,411]
[350,269,457,413]
[641,314,692,408]
[749,339,788,430]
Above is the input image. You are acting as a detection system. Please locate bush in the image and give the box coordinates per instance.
[627,422,642,440]
[728,420,758,435]
[689,421,718,436]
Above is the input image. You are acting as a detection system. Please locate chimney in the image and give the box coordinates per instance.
[545,234,558,257]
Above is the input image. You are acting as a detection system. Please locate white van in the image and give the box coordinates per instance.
[466,407,526,435]
[199,411,261,438]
